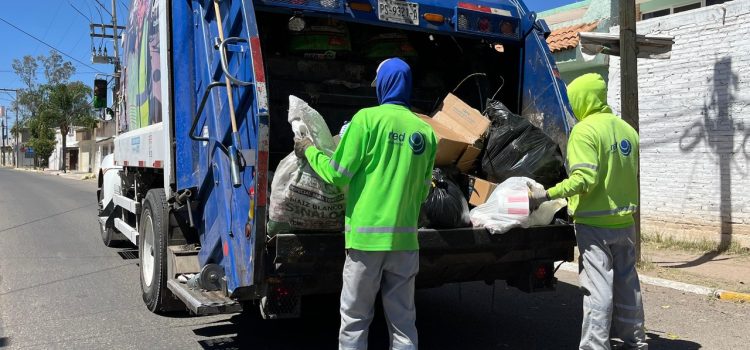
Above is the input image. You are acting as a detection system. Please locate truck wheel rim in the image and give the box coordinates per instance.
[142,212,155,288]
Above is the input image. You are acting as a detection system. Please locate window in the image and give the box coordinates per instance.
[640,0,731,20]
[642,9,670,20]
[675,3,701,13]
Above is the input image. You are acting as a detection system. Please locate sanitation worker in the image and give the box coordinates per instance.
[295,58,436,350]
[529,73,647,350]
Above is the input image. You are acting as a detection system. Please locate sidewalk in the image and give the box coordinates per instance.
[8,166,95,181]
[640,246,750,295]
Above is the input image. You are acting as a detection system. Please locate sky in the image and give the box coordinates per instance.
[524,0,582,12]
[0,0,129,128]
[0,0,577,127]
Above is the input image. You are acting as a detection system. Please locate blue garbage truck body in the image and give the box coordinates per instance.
[97,0,577,316]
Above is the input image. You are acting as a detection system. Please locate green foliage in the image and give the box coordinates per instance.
[40,51,75,85]
[40,82,97,133]
[39,82,96,172]
[24,112,56,168]
[11,51,95,171]
[12,55,38,90]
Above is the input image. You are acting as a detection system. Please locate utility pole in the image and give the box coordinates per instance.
[0,89,19,168]
[619,0,641,260]
[90,0,123,171]
[1,111,5,167]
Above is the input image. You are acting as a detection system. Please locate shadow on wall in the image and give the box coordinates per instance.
[677,57,743,267]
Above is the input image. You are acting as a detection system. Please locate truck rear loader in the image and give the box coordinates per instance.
[97,0,577,317]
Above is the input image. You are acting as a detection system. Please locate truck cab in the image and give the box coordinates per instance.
[98,0,577,317]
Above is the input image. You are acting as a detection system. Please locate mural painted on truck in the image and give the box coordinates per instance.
[119,0,162,132]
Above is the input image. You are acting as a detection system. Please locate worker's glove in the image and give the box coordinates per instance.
[528,184,549,211]
[294,138,314,159]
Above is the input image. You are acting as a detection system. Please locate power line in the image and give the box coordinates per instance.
[119,0,129,12]
[69,2,93,23]
[0,16,104,73]
[92,0,113,18]
[34,0,65,56]
[87,0,106,49]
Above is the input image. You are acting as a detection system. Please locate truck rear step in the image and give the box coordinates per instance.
[166,279,242,315]
[114,218,139,244]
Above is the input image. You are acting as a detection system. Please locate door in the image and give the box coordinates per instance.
[68,149,79,171]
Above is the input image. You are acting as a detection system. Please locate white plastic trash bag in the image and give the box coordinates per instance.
[469,177,566,234]
[268,96,346,234]
[529,197,567,227]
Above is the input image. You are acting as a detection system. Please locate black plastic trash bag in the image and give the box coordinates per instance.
[419,169,471,229]
[482,100,565,188]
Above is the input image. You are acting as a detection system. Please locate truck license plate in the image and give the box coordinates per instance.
[378,0,419,26]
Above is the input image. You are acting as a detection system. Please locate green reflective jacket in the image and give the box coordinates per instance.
[305,104,437,251]
[547,73,639,228]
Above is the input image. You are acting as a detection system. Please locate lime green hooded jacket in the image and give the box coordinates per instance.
[304,58,437,251]
[547,73,639,228]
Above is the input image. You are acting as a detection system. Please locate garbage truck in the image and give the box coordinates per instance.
[97,0,577,317]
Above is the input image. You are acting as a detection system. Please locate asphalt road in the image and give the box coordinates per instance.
[0,167,747,349]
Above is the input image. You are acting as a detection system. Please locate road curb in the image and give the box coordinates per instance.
[714,290,750,302]
[9,167,94,181]
[558,262,749,302]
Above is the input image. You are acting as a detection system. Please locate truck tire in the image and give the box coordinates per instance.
[139,188,175,313]
[97,188,119,247]
[99,219,119,247]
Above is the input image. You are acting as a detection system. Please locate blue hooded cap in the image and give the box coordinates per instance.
[374,58,412,107]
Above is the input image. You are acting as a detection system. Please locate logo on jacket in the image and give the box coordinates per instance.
[619,139,633,156]
[409,132,426,155]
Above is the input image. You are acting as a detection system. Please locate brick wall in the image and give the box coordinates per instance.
[607,1,750,247]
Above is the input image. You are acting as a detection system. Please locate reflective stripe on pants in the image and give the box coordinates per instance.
[576,224,648,350]
[339,249,419,350]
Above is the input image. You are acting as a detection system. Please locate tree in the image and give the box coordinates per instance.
[40,82,97,172]
[40,51,75,85]
[25,116,56,169]
[12,51,79,170]
[11,55,38,90]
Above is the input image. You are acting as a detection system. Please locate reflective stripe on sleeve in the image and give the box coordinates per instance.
[354,226,418,234]
[569,163,598,171]
[576,205,638,217]
[330,160,353,178]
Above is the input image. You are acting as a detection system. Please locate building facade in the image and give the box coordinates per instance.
[607,1,749,246]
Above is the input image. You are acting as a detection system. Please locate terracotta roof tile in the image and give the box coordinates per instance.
[546,21,600,53]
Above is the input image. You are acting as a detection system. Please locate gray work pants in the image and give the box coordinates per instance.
[339,249,419,350]
[576,224,648,350]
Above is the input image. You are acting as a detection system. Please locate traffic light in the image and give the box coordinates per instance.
[93,79,108,109]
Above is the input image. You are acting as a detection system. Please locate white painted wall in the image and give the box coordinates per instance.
[607,1,750,246]
[48,128,80,171]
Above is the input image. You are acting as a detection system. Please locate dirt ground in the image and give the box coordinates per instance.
[640,246,750,294]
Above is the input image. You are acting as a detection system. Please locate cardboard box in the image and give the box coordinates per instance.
[420,94,490,169]
[468,176,498,206]
[418,115,466,166]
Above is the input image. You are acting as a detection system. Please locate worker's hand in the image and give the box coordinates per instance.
[294,138,314,159]
[528,184,549,211]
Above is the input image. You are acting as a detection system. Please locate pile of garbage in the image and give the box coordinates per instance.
[269,94,568,235]
[268,96,346,235]
[415,94,567,233]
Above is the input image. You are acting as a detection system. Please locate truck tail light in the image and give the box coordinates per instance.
[349,1,372,12]
[423,13,445,24]
[534,265,548,280]
[458,14,469,30]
